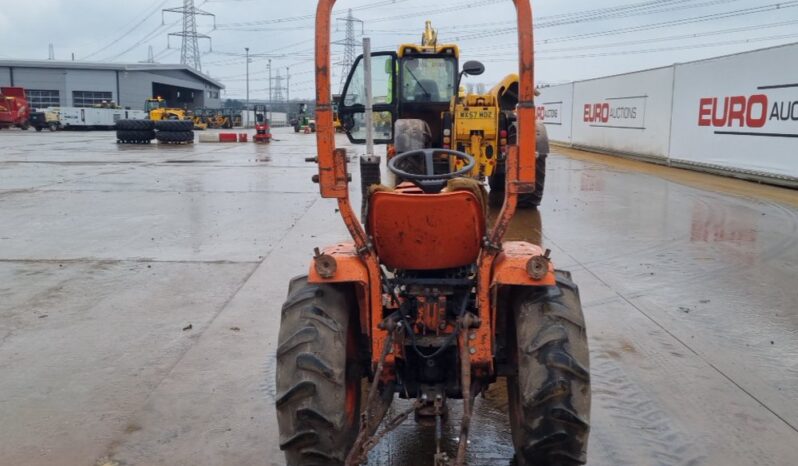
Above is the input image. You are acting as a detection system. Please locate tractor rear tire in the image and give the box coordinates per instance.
[116,119,154,131]
[116,130,156,143]
[156,130,194,143]
[507,270,591,465]
[155,120,193,132]
[276,276,361,466]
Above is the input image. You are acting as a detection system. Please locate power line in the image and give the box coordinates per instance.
[439,0,798,44]
[215,0,409,29]
[334,9,364,92]
[104,20,177,61]
[243,0,754,61]
[273,69,285,102]
[512,33,798,61]
[163,0,216,70]
[366,0,506,24]
[83,0,170,60]
[468,18,798,55]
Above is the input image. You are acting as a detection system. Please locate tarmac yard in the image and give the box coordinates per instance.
[1,128,797,466]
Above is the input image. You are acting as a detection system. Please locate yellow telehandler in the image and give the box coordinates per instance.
[145,97,188,121]
[339,21,549,207]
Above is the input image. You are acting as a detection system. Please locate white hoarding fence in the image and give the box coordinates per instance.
[570,66,674,159]
[670,43,798,180]
[536,83,573,144]
[581,96,647,130]
[537,101,563,125]
[539,42,798,185]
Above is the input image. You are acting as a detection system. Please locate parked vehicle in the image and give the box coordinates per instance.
[57,107,148,130]
[0,87,31,130]
[145,97,188,121]
[253,104,271,143]
[275,2,590,465]
[29,109,61,132]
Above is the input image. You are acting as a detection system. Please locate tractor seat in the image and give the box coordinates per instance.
[367,182,486,270]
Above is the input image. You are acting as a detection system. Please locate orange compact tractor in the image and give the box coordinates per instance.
[275,1,591,465]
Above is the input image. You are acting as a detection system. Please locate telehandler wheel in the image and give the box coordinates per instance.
[517,154,546,208]
[489,123,548,208]
[507,270,590,465]
[276,276,361,466]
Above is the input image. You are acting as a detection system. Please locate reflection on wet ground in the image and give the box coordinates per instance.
[1,129,797,465]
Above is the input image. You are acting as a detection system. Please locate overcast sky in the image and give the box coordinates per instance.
[1,0,797,99]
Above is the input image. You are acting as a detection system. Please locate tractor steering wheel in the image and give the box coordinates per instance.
[387,148,475,193]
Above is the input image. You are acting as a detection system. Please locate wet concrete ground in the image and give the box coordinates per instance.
[0,128,796,465]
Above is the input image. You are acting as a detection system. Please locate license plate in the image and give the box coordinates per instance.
[458,110,494,119]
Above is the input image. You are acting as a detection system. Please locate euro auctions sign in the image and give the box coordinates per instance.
[582,96,647,129]
[536,101,563,125]
[697,85,798,138]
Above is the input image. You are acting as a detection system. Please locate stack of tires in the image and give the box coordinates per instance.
[116,119,155,144]
[155,120,194,144]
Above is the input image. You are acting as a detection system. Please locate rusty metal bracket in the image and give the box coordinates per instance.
[453,315,481,466]
[346,317,400,466]
[482,236,503,253]
[433,393,449,466]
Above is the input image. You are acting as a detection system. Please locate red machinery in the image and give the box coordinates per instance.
[0,87,31,130]
[253,104,271,143]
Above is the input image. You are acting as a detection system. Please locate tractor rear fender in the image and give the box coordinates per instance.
[491,241,556,288]
[489,241,556,376]
[307,242,373,337]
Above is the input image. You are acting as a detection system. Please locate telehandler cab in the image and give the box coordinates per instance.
[275,1,590,465]
[337,21,549,207]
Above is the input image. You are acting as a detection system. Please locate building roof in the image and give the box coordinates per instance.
[0,59,224,89]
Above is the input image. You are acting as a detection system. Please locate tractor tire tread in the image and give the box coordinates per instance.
[509,270,591,466]
[115,119,154,131]
[155,120,193,131]
[276,276,359,466]
[282,285,320,312]
[116,130,155,143]
[155,130,194,143]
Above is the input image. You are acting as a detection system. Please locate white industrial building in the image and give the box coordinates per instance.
[0,60,224,110]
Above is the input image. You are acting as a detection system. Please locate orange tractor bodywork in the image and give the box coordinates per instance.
[311,0,541,377]
[275,1,590,465]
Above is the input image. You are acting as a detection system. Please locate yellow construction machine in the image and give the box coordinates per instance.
[145,97,188,121]
[339,21,549,207]
[190,108,208,130]
[207,108,233,129]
